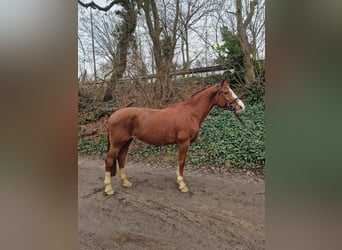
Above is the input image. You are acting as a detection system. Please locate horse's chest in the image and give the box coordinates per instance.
[190,132,198,142]
[190,129,199,142]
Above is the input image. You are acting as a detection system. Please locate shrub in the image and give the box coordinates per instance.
[191,103,265,167]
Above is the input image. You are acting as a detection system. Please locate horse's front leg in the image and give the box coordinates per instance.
[177,140,190,193]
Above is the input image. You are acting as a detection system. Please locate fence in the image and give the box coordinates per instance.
[80,65,227,85]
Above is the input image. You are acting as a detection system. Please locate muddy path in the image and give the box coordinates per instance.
[78,155,265,249]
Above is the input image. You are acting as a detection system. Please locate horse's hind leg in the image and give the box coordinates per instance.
[177,140,190,193]
[118,138,133,188]
[104,146,119,195]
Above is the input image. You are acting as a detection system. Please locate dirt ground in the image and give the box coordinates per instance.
[78,155,265,250]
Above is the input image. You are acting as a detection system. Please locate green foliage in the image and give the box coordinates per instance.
[246,81,265,104]
[78,135,108,155]
[215,26,265,103]
[78,101,265,169]
[215,26,244,83]
[161,35,172,61]
[178,74,203,81]
[190,103,265,167]
[254,59,266,83]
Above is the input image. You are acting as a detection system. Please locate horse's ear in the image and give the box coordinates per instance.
[220,79,230,86]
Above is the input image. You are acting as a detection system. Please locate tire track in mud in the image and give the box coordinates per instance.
[78,155,265,249]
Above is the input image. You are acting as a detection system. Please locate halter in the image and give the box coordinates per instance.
[216,84,240,112]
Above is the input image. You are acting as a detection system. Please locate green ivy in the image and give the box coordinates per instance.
[188,102,265,167]
[78,135,108,154]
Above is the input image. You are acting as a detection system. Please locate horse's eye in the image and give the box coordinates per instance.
[223,91,229,94]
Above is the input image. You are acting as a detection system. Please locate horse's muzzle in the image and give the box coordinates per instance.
[234,100,245,114]
[227,98,245,114]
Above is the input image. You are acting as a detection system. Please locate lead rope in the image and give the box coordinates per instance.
[233,113,260,138]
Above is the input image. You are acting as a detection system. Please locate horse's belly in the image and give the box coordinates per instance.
[137,136,175,146]
[134,129,176,146]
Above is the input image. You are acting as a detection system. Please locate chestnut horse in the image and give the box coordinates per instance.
[104,80,245,195]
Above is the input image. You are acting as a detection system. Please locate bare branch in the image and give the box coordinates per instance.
[78,0,123,11]
[243,0,257,29]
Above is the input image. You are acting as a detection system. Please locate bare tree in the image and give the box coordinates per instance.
[78,7,97,80]
[126,37,148,77]
[246,0,265,61]
[177,1,229,69]
[178,0,212,69]
[235,0,258,87]
[103,1,138,101]
[78,0,264,99]
[137,0,180,105]
[78,0,138,102]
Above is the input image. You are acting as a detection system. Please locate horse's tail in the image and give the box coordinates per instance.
[107,134,117,177]
[111,158,118,177]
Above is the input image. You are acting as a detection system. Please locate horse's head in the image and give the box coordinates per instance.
[216,80,245,114]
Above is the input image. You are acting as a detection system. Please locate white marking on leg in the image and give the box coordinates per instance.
[119,168,127,181]
[104,171,114,195]
[176,167,183,182]
[176,167,189,192]
[119,168,132,188]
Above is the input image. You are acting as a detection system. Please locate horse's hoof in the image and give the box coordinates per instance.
[179,186,189,193]
[178,181,189,192]
[122,180,133,188]
[105,189,114,196]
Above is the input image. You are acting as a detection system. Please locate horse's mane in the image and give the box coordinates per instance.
[167,83,218,108]
[190,84,214,97]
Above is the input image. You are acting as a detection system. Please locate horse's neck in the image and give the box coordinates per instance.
[183,86,217,125]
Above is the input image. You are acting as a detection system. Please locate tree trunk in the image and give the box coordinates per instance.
[185,26,190,69]
[103,69,124,102]
[103,82,115,102]
[235,0,256,87]
[103,1,137,102]
[139,0,179,107]
[240,36,256,86]
[153,65,171,106]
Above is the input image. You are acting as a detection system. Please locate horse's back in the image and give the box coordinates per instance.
[108,107,162,132]
[109,107,153,122]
